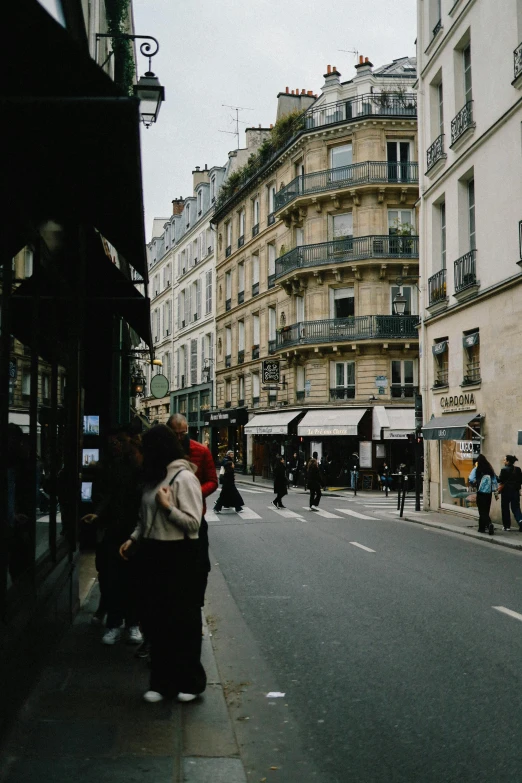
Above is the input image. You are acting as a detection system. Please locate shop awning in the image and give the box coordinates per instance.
[298,409,366,436]
[245,410,302,435]
[422,413,482,441]
[383,408,415,440]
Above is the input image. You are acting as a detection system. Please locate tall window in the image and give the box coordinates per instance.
[186,203,190,226]
[210,176,216,201]
[197,190,202,214]
[190,340,198,386]
[296,227,304,247]
[226,222,232,249]
[252,373,260,404]
[205,270,212,314]
[438,82,444,136]
[238,375,245,402]
[433,339,448,387]
[268,244,276,276]
[239,209,245,239]
[296,295,305,323]
[463,44,472,104]
[225,326,232,358]
[268,184,276,214]
[225,270,231,308]
[387,141,411,182]
[225,379,231,404]
[253,198,260,226]
[164,300,172,335]
[252,255,259,295]
[268,307,276,341]
[296,366,305,396]
[468,179,476,250]
[332,362,355,394]
[391,359,416,398]
[238,320,245,351]
[332,212,353,240]
[440,201,446,268]
[164,351,171,383]
[330,287,354,318]
[330,143,352,169]
[238,262,245,294]
[463,330,480,384]
[252,314,260,347]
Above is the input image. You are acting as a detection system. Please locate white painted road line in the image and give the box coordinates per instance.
[301,507,342,518]
[240,488,266,494]
[205,510,219,522]
[492,606,522,623]
[350,542,376,553]
[270,507,306,519]
[237,507,262,519]
[335,508,378,520]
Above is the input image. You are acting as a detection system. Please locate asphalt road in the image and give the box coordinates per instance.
[204,483,522,783]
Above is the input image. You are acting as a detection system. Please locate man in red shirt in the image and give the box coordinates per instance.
[167,414,218,604]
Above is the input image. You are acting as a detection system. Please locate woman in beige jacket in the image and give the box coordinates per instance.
[120,425,205,703]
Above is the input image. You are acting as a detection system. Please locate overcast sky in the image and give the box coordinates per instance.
[133,0,417,239]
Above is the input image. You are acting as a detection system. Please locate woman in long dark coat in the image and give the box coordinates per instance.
[272,455,288,508]
[213,461,244,512]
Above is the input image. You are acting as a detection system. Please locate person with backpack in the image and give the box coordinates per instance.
[498,454,522,531]
[468,454,498,534]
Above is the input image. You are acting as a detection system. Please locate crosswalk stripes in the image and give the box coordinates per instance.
[206,506,262,522]
[240,488,266,494]
[335,508,378,520]
[301,507,342,518]
[270,507,305,519]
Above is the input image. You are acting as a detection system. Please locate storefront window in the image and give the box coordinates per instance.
[440,434,480,512]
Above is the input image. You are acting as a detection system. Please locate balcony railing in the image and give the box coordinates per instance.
[225,401,232,408]
[225,245,231,257]
[428,268,447,306]
[275,235,419,279]
[391,385,418,399]
[463,361,481,385]
[451,101,474,146]
[238,235,245,248]
[434,369,448,388]
[432,19,442,37]
[515,42,522,81]
[267,212,276,226]
[275,161,419,211]
[296,390,305,401]
[304,92,417,131]
[268,339,276,355]
[238,398,245,407]
[268,273,276,289]
[252,223,259,237]
[238,349,245,364]
[225,354,231,368]
[454,249,477,293]
[252,396,260,407]
[275,315,419,350]
[225,298,231,311]
[238,290,244,305]
[330,386,355,401]
[426,134,445,171]
[252,345,260,359]
[252,282,259,297]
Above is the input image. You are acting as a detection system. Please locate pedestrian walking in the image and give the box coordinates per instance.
[307,451,325,511]
[120,424,206,704]
[213,460,244,513]
[272,455,288,508]
[288,451,301,488]
[498,454,522,531]
[379,462,392,491]
[167,414,218,608]
[468,454,497,534]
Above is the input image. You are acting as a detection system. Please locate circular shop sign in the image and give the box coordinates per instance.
[150,373,170,399]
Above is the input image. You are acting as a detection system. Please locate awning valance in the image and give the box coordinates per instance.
[421,413,482,441]
[244,410,302,435]
[384,408,415,439]
[463,332,479,348]
[298,409,366,436]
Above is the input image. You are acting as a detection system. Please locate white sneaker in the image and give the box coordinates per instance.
[102,627,121,645]
[177,692,198,702]
[126,626,143,645]
[143,690,164,703]
[311,506,319,511]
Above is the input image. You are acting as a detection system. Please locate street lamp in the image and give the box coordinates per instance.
[131,368,146,397]
[96,34,165,128]
[392,289,408,316]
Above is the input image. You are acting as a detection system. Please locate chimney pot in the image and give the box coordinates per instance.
[333,65,336,71]
[270,123,273,129]
[195,166,200,171]
[285,86,289,93]
[359,55,364,64]
[327,64,331,74]
[365,57,369,63]
[307,90,313,96]
[291,90,294,94]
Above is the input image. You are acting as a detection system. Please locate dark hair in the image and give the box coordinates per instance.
[141,425,184,485]
[312,451,318,459]
[506,455,518,465]
[476,453,494,476]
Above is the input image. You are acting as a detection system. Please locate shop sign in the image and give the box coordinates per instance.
[301,426,354,436]
[440,392,476,413]
[262,360,280,383]
[384,430,409,440]
[375,375,388,388]
[204,408,248,426]
[455,441,480,461]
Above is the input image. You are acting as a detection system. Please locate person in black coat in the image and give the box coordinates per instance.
[498,454,522,531]
[469,453,496,534]
[272,456,288,508]
[213,461,244,513]
[288,452,301,488]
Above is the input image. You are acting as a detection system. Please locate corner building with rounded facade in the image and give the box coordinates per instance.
[212,57,420,484]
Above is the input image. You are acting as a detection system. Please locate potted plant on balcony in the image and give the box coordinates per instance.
[389,218,415,255]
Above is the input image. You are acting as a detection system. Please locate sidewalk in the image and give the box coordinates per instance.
[0,564,247,783]
[237,475,522,552]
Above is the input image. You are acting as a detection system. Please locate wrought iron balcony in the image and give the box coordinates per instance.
[225,354,231,368]
[434,370,448,388]
[275,161,419,211]
[225,245,231,257]
[268,339,276,355]
[252,223,259,237]
[268,273,276,289]
[225,401,231,408]
[391,385,418,399]
[463,361,481,385]
[225,298,231,311]
[252,282,259,297]
[275,235,419,279]
[304,92,417,131]
[275,315,419,350]
[252,345,260,359]
[426,134,445,171]
[296,390,305,401]
[238,290,244,304]
[238,349,245,364]
[267,212,276,226]
[454,249,477,293]
[451,101,474,146]
[432,19,442,37]
[330,386,356,401]
[238,235,245,248]
[428,268,447,306]
[252,396,260,407]
[515,42,522,81]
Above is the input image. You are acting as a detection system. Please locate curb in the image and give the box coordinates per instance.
[401,513,522,552]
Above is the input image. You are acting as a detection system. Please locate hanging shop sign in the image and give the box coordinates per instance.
[262,360,280,383]
[440,391,476,413]
[150,373,169,399]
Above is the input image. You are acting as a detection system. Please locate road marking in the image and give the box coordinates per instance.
[240,488,265,494]
[205,510,219,521]
[237,507,262,519]
[350,542,376,553]
[492,606,522,623]
[270,507,305,518]
[335,508,378,520]
[301,507,341,518]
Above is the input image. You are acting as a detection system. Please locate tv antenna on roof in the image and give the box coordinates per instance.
[338,47,359,62]
[219,104,254,149]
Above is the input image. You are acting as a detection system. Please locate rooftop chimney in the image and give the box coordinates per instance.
[354,55,374,75]
[172,198,185,216]
[192,165,210,191]
[322,64,341,89]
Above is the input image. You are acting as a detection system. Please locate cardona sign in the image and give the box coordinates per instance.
[440,392,476,412]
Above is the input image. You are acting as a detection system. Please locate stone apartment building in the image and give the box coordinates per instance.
[416,0,522,518]
[212,57,420,481]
